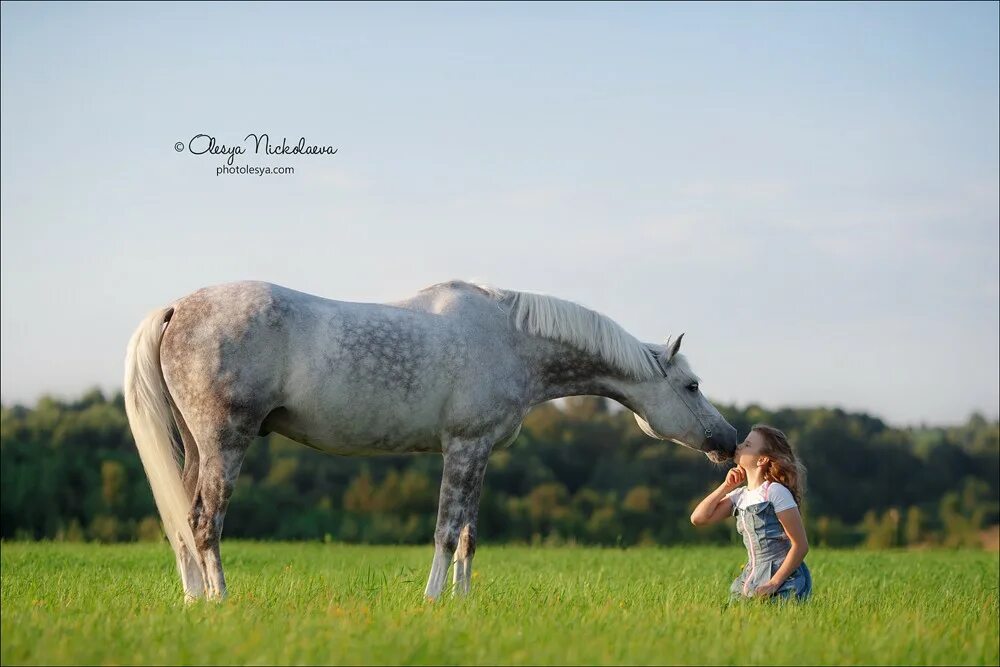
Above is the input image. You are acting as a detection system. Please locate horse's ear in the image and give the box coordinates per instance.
[665,333,684,361]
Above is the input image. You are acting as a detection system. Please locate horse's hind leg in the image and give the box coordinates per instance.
[168,402,205,602]
[187,426,252,601]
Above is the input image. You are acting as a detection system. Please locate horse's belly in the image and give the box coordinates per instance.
[261,404,444,456]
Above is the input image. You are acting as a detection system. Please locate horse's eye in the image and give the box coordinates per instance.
[687,383,699,392]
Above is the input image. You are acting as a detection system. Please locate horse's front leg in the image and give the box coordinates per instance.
[424,437,491,600]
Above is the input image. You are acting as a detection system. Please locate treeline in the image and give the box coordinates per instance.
[1,388,997,548]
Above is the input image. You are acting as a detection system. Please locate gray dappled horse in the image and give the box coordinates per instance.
[124,280,738,602]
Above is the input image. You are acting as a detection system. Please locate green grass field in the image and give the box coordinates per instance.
[1,542,997,665]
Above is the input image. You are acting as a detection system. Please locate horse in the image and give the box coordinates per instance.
[123,279,738,602]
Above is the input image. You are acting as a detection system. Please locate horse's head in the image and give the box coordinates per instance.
[630,334,738,462]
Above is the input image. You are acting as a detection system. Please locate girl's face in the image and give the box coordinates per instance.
[734,431,769,470]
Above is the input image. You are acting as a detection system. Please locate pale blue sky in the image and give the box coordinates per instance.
[1,2,997,425]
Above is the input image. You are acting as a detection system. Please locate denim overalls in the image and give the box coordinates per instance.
[730,481,812,601]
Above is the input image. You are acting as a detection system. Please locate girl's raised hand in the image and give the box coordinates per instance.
[721,466,746,492]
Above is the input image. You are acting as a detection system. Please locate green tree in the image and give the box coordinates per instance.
[101,460,126,510]
[904,506,924,546]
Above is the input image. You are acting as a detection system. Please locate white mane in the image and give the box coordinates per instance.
[477,285,663,381]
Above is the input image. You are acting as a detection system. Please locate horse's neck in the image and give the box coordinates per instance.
[522,337,636,409]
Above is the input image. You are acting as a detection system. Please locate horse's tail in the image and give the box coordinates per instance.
[123,306,197,559]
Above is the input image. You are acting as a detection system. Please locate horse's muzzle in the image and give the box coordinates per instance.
[704,423,738,461]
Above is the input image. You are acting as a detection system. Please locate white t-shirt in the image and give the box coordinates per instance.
[725,481,797,513]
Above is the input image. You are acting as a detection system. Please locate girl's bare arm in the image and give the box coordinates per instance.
[756,507,810,595]
[690,467,745,526]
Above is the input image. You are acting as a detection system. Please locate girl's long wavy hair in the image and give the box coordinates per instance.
[752,424,807,506]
